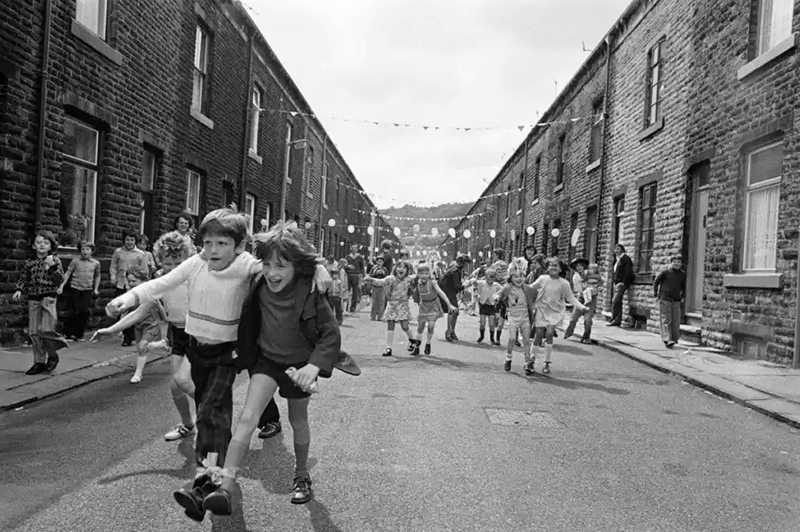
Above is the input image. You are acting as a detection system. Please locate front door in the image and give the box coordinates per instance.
[687,163,710,313]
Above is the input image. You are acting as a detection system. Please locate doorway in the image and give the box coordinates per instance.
[686,162,710,314]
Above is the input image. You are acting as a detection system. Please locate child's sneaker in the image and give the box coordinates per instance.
[165,423,196,441]
[411,343,420,356]
[130,374,142,384]
[424,343,431,355]
[291,476,313,505]
[542,361,551,374]
[504,360,511,372]
[524,362,535,376]
[382,348,393,357]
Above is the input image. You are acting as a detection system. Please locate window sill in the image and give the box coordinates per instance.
[248,150,263,164]
[586,159,601,173]
[723,272,783,289]
[531,198,540,206]
[554,183,564,193]
[323,203,328,209]
[637,117,664,142]
[737,34,796,81]
[190,107,214,130]
[634,273,654,284]
[71,20,123,65]
[287,178,293,185]
[306,191,313,199]
[516,209,523,215]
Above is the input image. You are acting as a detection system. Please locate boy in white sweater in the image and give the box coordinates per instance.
[106,208,330,522]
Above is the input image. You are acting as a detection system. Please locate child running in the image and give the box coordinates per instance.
[529,257,587,374]
[365,260,417,357]
[497,259,537,374]
[92,265,167,383]
[200,222,341,515]
[471,267,502,345]
[152,230,197,441]
[105,208,331,522]
[12,230,66,375]
[411,263,456,356]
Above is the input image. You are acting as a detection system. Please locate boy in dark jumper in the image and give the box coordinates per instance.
[653,255,687,348]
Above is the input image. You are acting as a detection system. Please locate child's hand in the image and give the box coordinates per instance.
[12,291,22,302]
[312,265,331,294]
[90,329,111,343]
[93,290,99,297]
[44,255,56,268]
[286,365,320,394]
[56,286,63,295]
[105,298,127,317]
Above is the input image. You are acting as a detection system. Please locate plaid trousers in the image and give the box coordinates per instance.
[188,339,238,466]
[28,297,58,364]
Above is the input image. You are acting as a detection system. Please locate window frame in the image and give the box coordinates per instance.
[192,24,210,114]
[244,193,256,235]
[742,140,783,272]
[75,0,109,39]
[645,39,665,127]
[322,161,329,207]
[756,0,795,56]
[505,185,512,219]
[568,212,579,262]
[637,183,658,274]
[305,146,315,197]
[589,99,604,163]
[517,171,524,212]
[283,121,293,185]
[614,196,626,247]
[584,205,598,263]
[556,135,566,187]
[533,156,541,201]
[139,146,159,241]
[249,85,262,153]
[60,116,100,248]
[185,169,202,217]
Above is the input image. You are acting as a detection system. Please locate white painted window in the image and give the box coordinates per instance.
[322,161,329,207]
[646,39,664,126]
[743,141,782,271]
[283,122,293,184]
[245,194,255,234]
[305,146,314,196]
[140,148,158,237]
[186,169,201,216]
[757,0,795,55]
[249,86,261,153]
[192,25,210,113]
[61,117,99,247]
[76,0,108,39]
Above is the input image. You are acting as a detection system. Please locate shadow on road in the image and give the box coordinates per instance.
[514,373,631,395]
[97,437,196,485]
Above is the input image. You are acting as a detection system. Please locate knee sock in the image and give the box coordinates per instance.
[427,329,434,344]
[531,345,540,360]
[294,442,310,479]
[171,380,194,427]
[544,344,553,363]
[134,354,147,377]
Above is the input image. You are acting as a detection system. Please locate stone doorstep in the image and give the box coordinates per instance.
[0,353,169,413]
[590,330,800,430]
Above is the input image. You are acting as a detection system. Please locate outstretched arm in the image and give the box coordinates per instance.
[92,303,151,341]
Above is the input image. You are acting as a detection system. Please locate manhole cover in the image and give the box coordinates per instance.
[484,408,564,428]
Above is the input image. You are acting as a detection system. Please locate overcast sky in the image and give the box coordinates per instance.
[246,0,632,210]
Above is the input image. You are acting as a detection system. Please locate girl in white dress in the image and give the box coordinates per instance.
[365,260,416,357]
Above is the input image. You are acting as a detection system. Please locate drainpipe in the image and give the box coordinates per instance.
[239,34,255,211]
[34,0,54,228]
[795,233,800,367]
[597,29,615,311]
[519,136,530,255]
[316,134,327,254]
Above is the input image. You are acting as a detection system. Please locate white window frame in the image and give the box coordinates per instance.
[646,39,664,126]
[757,0,795,56]
[192,25,210,113]
[76,0,108,39]
[249,86,261,153]
[186,169,201,216]
[61,117,99,248]
[265,202,272,231]
[742,141,782,272]
[140,148,157,236]
[245,193,256,235]
[305,146,314,197]
[283,122,293,184]
[322,161,329,208]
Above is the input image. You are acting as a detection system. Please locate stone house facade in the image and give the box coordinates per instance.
[454,0,800,364]
[0,0,380,344]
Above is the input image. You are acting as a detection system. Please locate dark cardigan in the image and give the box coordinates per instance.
[236,273,341,377]
[498,283,539,326]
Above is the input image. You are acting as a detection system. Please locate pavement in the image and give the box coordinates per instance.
[2,304,800,429]
[3,307,800,531]
[0,335,170,412]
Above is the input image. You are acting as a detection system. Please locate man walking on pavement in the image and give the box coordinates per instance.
[653,255,687,348]
[345,244,365,313]
[609,244,634,327]
[439,253,471,341]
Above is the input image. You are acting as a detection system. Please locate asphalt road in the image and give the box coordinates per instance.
[2,308,800,532]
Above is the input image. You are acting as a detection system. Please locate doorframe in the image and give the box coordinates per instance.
[683,159,711,317]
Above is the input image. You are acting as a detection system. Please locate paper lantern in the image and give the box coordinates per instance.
[305,221,312,229]
[551,228,560,237]
[478,250,484,258]
[347,225,355,234]
[339,241,345,246]
[463,229,471,239]
[413,224,420,233]
[571,229,581,247]
[328,218,336,227]
[431,227,439,237]
[374,247,379,252]
[526,226,535,236]
[367,226,374,235]
[393,227,401,237]
[510,229,516,241]
[448,228,456,238]
[489,229,496,239]
[260,218,269,228]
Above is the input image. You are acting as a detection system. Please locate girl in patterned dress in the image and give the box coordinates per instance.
[365,260,416,357]
[411,263,456,356]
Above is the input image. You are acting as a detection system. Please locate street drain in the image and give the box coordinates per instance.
[484,408,564,428]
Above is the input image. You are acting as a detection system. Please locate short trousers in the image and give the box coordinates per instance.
[168,324,190,357]
[507,314,530,330]
[135,323,161,345]
[479,303,497,316]
[250,356,312,400]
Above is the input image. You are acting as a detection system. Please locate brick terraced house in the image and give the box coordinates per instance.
[0,0,393,344]
[453,0,800,364]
